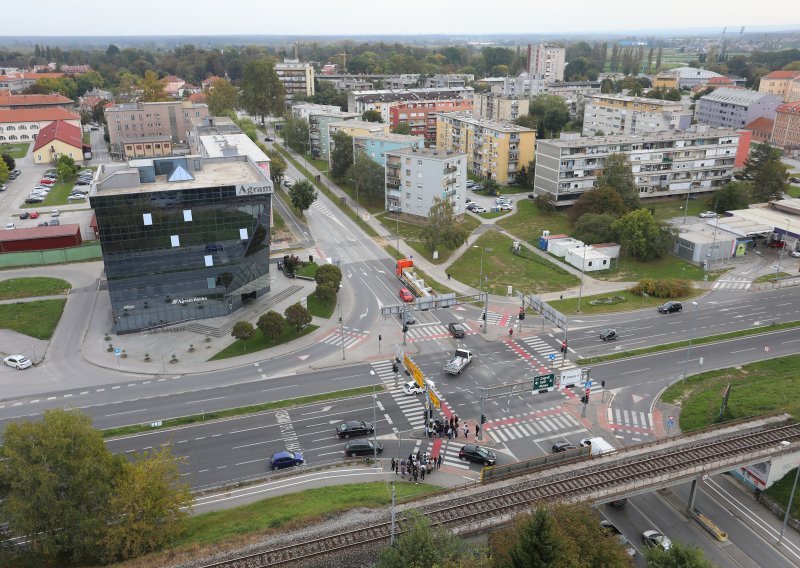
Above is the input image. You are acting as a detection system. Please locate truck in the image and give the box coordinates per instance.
[444,348,473,375]
[579,436,617,456]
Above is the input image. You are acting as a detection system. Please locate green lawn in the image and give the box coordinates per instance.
[754,272,790,284]
[589,255,714,283]
[306,156,329,173]
[787,185,800,199]
[295,261,318,279]
[0,277,71,300]
[498,186,532,195]
[338,181,385,215]
[448,231,579,295]
[174,483,438,548]
[647,197,710,223]
[0,142,30,159]
[377,212,480,265]
[477,210,511,219]
[271,209,287,233]
[22,179,76,208]
[497,200,572,244]
[209,324,318,360]
[549,288,705,315]
[306,291,336,318]
[0,299,66,339]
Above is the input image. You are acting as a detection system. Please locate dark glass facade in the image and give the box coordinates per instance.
[92,167,271,333]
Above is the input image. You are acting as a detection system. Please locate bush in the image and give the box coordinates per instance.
[315,264,342,288]
[629,278,692,298]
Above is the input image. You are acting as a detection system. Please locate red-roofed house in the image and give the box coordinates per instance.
[759,71,800,102]
[0,93,75,111]
[201,76,223,90]
[162,75,185,97]
[0,108,80,144]
[691,76,737,94]
[32,120,84,164]
[744,117,775,144]
[0,72,65,93]
[187,92,207,104]
[771,101,800,150]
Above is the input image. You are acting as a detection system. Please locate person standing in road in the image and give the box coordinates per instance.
[391,457,396,473]
[464,423,469,438]
[437,455,443,469]
[475,423,480,437]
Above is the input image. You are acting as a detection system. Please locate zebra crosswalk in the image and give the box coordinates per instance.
[516,336,578,371]
[310,200,337,220]
[371,360,426,430]
[712,278,751,291]
[484,408,585,444]
[477,310,516,327]
[320,327,369,349]
[607,407,654,442]
[405,322,475,342]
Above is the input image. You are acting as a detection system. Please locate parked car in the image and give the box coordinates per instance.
[458,444,497,466]
[48,219,60,226]
[791,250,800,258]
[3,355,32,370]
[601,521,636,556]
[398,311,416,325]
[336,420,375,438]
[699,211,718,219]
[471,205,487,213]
[344,439,383,457]
[466,203,478,211]
[448,322,466,338]
[552,440,577,453]
[39,179,55,185]
[29,212,39,219]
[658,301,682,314]
[50,210,60,217]
[402,379,435,395]
[789,177,800,183]
[472,184,484,191]
[25,197,44,204]
[68,195,86,202]
[498,203,513,211]
[19,212,29,220]
[599,329,618,341]
[4,222,15,230]
[399,287,414,302]
[642,530,672,550]
[269,450,304,470]
[37,222,49,226]
[0,184,6,191]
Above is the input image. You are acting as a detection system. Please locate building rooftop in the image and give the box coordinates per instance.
[33,120,83,151]
[0,224,80,242]
[661,67,723,80]
[329,119,386,131]
[777,101,800,114]
[437,112,535,133]
[540,126,742,148]
[353,132,423,143]
[589,93,685,107]
[386,146,465,160]
[762,70,800,80]
[744,117,775,132]
[0,93,73,107]
[700,87,776,106]
[0,107,79,124]
[352,88,472,105]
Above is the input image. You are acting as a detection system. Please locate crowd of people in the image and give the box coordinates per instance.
[425,413,472,440]
[391,451,441,483]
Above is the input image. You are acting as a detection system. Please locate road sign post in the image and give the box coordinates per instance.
[531,373,555,392]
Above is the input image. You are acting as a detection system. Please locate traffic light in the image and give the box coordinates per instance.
[581,394,589,404]
[518,308,525,321]
[481,414,487,425]
[601,380,606,388]
[402,324,408,334]
[482,311,487,321]
[378,334,382,342]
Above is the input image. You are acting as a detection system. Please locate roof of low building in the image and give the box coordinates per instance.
[744,117,775,132]
[762,70,800,80]
[699,87,775,106]
[0,107,80,124]
[0,93,73,107]
[33,120,83,151]
[0,224,81,242]
[777,101,800,114]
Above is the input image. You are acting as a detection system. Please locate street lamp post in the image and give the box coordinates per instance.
[474,246,492,333]
[682,301,700,381]
[776,218,792,277]
[370,369,378,460]
[682,189,691,224]
[576,246,588,313]
[349,178,361,219]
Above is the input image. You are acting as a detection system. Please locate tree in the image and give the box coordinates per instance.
[572,213,617,244]
[282,117,310,154]
[362,109,383,122]
[315,281,338,304]
[285,303,312,331]
[0,409,121,564]
[315,264,343,288]
[645,541,717,567]
[99,446,191,563]
[548,503,635,566]
[529,95,571,138]
[568,186,627,222]
[330,130,354,180]
[139,70,168,102]
[611,209,675,261]
[596,153,640,211]
[345,150,385,201]
[240,57,285,125]
[231,321,255,348]
[483,178,500,196]
[742,143,789,202]
[420,197,468,254]
[391,122,411,135]
[265,147,287,186]
[2,152,15,172]
[0,158,8,185]
[534,192,556,213]
[257,311,285,341]
[504,508,560,567]
[711,181,752,212]
[56,155,78,180]
[206,77,239,116]
[289,179,317,214]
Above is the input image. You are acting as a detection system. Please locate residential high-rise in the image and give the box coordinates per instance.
[275,58,315,102]
[352,132,424,166]
[389,97,473,144]
[534,128,751,206]
[526,43,565,83]
[472,93,529,123]
[758,70,800,102]
[582,94,692,136]
[306,110,360,160]
[436,112,536,185]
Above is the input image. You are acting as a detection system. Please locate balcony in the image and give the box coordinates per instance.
[444,165,458,174]
[387,179,401,189]
[443,175,458,185]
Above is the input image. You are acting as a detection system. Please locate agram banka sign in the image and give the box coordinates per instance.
[236,183,272,196]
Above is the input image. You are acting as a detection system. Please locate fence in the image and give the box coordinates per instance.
[0,243,102,268]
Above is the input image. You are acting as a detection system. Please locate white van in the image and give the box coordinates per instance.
[580,437,617,456]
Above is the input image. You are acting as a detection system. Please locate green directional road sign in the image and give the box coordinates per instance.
[532,373,555,391]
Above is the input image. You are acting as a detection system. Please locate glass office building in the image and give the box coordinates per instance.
[90,155,273,333]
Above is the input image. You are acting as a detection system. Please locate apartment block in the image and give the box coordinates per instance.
[352,132,424,166]
[105,101,209,159]
[526,43,565,83]
[533,127,750,206]
[308,110,360,160]
[758,70,800,102]
[385,146,467,219]
[582,94,692,136]
[473,93,529,122]
[348,88,474,122]
[695,88,782,129]
[425,74,475,89]
[291,103,343,121]
[436,112,536,185]
[653,67,723,90]
[389,97,473,144]
[771,101,800,150]
[327,120,389,167]
[275,58,315,102]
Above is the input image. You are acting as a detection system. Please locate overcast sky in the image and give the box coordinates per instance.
[12,0,800,36]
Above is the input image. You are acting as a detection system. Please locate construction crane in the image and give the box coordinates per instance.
[720,27,727,61]
[737,26,746,52]
[335,50,347,72]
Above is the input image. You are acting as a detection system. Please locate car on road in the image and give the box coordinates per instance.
[30,212,39,219]
[657,301,682,314]
[402,379,435,395]
[19,212,29,220]
[699,211,718,219]
[448,322,466,338]
[552,440,577,453]
[4,222,15,230]
[3,355,32,370]
[642,530,672,550]
[269,450,304,470]
[398,311,416,325]
[344,439,383,457]
[608,498,627,508]
[599,329,618,341]
[0,184,6,191]
[48,219,60,226]
[336,420,375,438]
[50,210,60,217]
[790,177,800,183]
[458,444,497,466]
[471,205,487,213]
[265,136,274,142]
[792,250,800,258]
[283,177,296,188]
[399,288,414,302]
[601,520,635,556]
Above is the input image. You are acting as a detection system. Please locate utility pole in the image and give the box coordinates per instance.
[390,482,397,545]
[339,299,345,360]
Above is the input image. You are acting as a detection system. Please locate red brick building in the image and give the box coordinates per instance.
[771,101,800,151]
[389,98,473,144]
[744,117,775,145]
[0,224,82,252]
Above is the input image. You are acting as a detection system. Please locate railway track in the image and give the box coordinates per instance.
[200,420,800,568]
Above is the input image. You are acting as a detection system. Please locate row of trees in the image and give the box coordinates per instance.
[232,302,313,345]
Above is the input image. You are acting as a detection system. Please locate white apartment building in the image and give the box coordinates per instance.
[291,103,343,121]
[582,94,693,136]
[275,59,315,102]
[527,43,565,83]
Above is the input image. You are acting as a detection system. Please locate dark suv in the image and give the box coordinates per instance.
[448,323,466,338]
[658,301,682,314]
[336,420,374,438]
[344,439,383,457]
[458,444,497,466]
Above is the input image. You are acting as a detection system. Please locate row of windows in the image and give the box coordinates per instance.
[0,134,33,140]
[3,124,38,131]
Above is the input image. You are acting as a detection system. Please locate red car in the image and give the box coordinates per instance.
[29,212,39,219]
[39,179,55,185]
[399,288,414,302]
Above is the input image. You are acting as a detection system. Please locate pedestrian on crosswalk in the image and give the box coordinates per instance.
[437,455,442,469]
[391,457,396,473]
[420,466,425,481]
[400,459,406,478]
[463,424,469,438]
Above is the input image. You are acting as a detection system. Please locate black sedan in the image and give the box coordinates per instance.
[552,440,577,453]
[336,420,374,438]
[458,444,496,466]
[600,329,618,341]
[344,439,383,457]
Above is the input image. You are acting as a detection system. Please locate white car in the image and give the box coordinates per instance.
[402,379,435,395]
[283,177,296,188]
[791,250,800,258]
[498,203,513,211]
[50,210,60,217]
[4,355,32,370]
[471,205,487,213]
[699,211,718,219]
